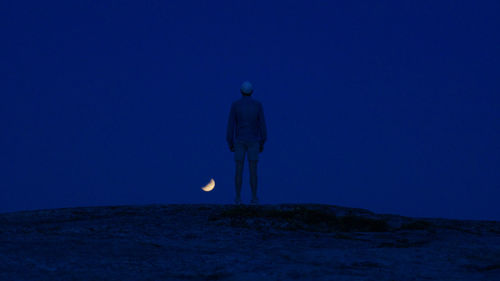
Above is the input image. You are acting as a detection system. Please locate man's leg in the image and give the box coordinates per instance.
[249,160,258,202]
[235,160,244,202]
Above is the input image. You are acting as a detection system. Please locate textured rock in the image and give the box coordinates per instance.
[0,204,499,280]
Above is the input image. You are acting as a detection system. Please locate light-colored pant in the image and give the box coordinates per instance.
[233,140,259,200]
[234,139,259,161]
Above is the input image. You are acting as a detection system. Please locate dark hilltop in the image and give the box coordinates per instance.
[0,204,499,280]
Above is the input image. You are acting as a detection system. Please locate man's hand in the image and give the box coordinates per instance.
[259,143,264,153]
[229,144,235,152]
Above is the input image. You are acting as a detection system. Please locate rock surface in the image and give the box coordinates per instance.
[0,203,499,280]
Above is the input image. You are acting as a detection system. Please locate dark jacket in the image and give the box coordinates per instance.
[226,95,267,147]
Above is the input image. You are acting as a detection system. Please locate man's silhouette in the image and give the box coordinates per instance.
[226,81,267,205]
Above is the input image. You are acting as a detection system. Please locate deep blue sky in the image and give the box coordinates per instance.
[1,1,499,220]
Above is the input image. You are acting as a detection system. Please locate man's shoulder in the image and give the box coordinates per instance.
[232,98,262,107]
[248,98,262,105]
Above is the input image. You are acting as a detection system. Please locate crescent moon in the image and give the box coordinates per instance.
[201,178,215,192]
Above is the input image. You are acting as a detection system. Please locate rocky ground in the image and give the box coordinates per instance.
[0,203,499,281]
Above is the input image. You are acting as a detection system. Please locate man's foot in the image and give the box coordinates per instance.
[250,197,259,205]
[234,197,242,205]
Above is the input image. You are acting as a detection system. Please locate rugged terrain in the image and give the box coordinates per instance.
[0,204,499,280]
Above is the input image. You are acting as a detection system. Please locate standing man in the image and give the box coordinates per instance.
[226,81,267,205]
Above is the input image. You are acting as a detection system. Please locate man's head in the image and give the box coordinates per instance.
[240,81,253,96]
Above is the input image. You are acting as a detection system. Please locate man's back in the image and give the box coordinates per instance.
[226,95,267,144]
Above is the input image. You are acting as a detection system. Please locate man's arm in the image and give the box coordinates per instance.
[226,103,236,150]
[258,103,267,145]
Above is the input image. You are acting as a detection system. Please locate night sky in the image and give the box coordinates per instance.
[1,1,499,220]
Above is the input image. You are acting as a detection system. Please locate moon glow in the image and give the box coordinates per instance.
[201,178,215,192]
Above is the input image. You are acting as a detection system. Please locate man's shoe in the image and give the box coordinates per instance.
[234,197,242,205]
[250,198,259,205]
